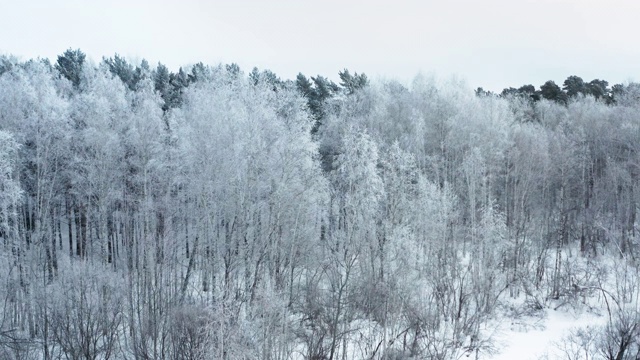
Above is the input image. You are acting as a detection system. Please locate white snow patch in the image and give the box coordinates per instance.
[489,307,606,360]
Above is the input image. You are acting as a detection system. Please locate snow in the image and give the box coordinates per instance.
[489,307,607,360]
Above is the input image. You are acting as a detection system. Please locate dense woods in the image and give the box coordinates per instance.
[0,50,639,359]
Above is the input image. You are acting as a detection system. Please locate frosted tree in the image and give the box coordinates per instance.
[0,130,25,357]
[68,64,130,261]
[0,57,73,360]
[176,69,328,359]
[0,131,22,246]
[321,126,383,360]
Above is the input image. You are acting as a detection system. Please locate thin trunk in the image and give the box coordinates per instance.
[50,209,58,275]
[57,207,63,251]
[107,212,114,265]
[80,206,87,258]
[75,205,81,257]
[181,236,198,302]
[67,197,74,258]
[156,210,164,264]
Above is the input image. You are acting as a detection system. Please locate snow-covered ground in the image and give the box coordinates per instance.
[489,306,607,360]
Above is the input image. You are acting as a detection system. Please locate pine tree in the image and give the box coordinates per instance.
[338,68,368,95]
[540,80,567,104]
[153,63,171,111]
[563,75,587,98]
[55,48,86,89]
[103,54,136,90]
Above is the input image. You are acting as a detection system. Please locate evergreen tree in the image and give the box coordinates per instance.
[168,67,189,108]
[103,54,136,90]
[518,84,540,101]
[0,55,17,76]
[154,62,171,111]
[500,87,518,97]
[540,80,567,104]
[295,73,313,97]
[475,87,493,97]
[586,79,609,100]
[132,59,151,89]
[338,68,369,95]
[225,63,241,78]
[563,75,587,97]
[296,73,338,133]
[500,84,539,101]
[249,67,260,85]
[187,62,208,83]
[249,67,282,90]
[55,48,86,89]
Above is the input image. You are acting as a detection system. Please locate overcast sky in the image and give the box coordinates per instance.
[1,0,639,91]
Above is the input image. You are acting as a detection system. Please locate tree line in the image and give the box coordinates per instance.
[0,49,639,359]
[476,75,639,106]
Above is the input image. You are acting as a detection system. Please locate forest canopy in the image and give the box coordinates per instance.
[0,49,639,360]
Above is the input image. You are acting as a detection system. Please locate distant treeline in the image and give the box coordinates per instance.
[476,76,638,105]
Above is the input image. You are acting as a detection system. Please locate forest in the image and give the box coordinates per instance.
[0,49,639,360]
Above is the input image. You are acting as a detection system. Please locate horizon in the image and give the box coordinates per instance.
[1,0,638,92]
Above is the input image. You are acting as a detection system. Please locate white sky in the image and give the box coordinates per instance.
[1,0,639,92]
